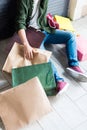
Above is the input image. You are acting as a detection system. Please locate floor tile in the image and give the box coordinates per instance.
[20,121,42,130]
[51,95,87,128]
[73,120,87,130]
[0,71,9,89]
[75,94,87,115]
[66,84,86,101]
[38,111,72,130]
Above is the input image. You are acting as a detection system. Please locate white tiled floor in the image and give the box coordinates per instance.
[0,15,87,130]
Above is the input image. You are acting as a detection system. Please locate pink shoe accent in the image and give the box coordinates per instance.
[56,81,69,94]
[70,66,83,73]
[46,13,59,29]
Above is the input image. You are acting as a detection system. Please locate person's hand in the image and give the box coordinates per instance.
[24,42,34,60]
[18,29,34,60]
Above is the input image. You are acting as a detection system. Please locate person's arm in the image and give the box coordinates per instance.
[15,0,34,59]
[18,29,34,59]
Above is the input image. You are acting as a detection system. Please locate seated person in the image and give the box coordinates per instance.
[15,0,87,94]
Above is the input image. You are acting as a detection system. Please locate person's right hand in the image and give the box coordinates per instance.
[18,29,34,60]
[24,42,34,60]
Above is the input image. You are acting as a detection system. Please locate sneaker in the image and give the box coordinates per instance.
[66,66,87,82]
[56,81,69,94]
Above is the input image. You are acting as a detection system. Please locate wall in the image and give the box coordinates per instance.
[68,0,87,20]
[47,0,70,17]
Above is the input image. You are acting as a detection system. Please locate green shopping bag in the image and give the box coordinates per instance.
[12,62,57,96]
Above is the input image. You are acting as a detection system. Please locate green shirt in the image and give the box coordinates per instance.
[15,0,55,33]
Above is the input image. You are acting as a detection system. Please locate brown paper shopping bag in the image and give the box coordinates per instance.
[0,77,52,130]
[2,42,52,73]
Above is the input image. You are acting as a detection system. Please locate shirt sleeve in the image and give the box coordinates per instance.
[15,0,28,32]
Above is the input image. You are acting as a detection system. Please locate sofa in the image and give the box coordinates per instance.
[0,0,16,40]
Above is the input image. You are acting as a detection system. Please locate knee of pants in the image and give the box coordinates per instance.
[67,31,76,40]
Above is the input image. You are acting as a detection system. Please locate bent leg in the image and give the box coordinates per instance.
[44,30,79,67]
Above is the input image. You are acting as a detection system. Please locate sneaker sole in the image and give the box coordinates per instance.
[66,67,87,82]
[58,83,69,95]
